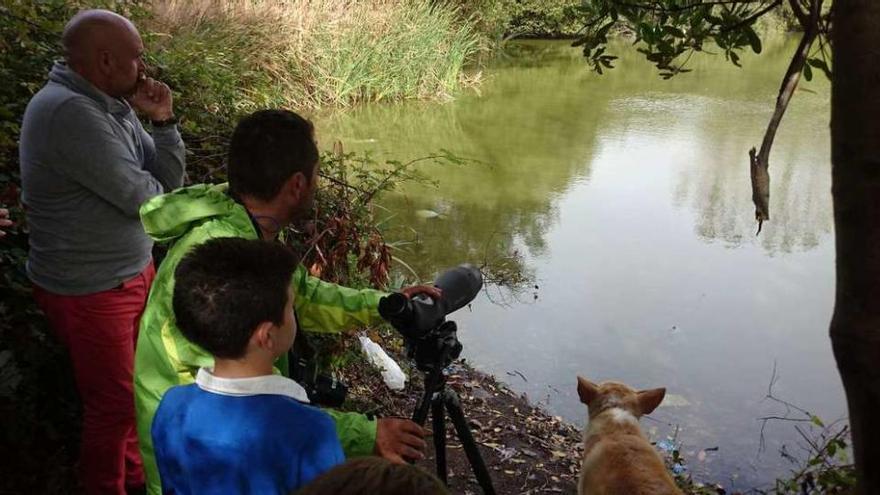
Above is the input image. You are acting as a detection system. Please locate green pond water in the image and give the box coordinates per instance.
[316,38,840,489]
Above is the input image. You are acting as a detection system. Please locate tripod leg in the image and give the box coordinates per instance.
[443,389,496,495]
[413,385,433,425]
[413,368,443,425]
[431,398,448,485]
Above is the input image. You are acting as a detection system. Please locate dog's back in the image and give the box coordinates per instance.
[576,378,682,495]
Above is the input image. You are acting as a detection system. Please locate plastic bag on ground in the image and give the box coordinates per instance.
[358,335,407,390]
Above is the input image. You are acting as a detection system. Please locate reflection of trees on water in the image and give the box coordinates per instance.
[593,35,831,255]
[663,91,832,254]
[682,144,831,254]
[317,36,832,278]
[378,193,559,278]
[317,44,601,277]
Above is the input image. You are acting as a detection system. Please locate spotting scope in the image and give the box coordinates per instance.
[378,264,482,340]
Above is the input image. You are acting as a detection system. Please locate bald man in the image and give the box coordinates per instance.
[18,9,185,495]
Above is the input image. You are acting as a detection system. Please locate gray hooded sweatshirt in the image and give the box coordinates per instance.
[19,61,186,295]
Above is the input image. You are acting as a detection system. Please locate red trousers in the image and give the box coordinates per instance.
[33,262,155,495]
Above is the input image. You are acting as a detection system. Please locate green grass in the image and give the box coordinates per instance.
[147,0,483,112]
[139,0,486,172]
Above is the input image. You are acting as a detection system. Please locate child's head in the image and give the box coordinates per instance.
[296,457,449,495]
[173,237,299,361]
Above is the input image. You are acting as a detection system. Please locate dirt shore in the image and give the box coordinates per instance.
[342,355,584,494]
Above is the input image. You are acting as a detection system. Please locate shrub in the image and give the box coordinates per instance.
[457,0,585,40]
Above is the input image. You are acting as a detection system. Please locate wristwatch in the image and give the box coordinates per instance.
[151,115,178,128]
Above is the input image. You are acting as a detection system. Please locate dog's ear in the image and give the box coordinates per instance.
[637,388,666,415]
[577,376,598,405]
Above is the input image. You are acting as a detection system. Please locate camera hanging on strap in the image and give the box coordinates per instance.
[287,312,348,408]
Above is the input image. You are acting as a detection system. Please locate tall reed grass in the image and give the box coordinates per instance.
[146,0,483,117]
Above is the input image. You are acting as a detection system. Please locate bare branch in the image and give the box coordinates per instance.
[0,6,46,31]
[787,0,810,26]
[721,0,783,32]
[611,0,766,13]
[758,416,814,423]
[320,172,368,195]
[749,11,819,231]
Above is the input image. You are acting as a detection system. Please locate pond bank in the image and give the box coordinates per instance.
[342,349,770,494]
[341,344,858,495]
[342,355,583,494]
[342,350,804,494]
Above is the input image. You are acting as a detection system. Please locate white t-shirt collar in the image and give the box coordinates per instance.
[195,367,310,403]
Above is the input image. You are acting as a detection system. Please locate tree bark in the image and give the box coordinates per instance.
[830,1,880,493]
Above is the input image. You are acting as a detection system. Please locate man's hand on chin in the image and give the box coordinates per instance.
[374,417,428,464]
[128,76,174,122]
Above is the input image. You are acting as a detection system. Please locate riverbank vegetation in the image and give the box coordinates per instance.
[0,0,854,493]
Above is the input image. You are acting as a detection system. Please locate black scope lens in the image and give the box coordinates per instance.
[378,292,409,320]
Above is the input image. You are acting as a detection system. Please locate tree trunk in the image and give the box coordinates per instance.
[830,1,880,493]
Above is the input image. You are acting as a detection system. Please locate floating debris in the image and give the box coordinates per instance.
[662,394,692,408]
[415,209,443,219]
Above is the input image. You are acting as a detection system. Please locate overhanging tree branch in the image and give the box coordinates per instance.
[787,0,811,27]
[721,0,783,33]
[749,0,822,233]
[576,0,830,233]
[613,0,766,13]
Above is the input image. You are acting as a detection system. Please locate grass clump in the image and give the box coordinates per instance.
[143,0,484,172]
[146,0,483,108]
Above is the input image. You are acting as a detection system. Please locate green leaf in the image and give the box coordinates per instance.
[729,51,741,67]
[808,57,832,79]
[803,63,813,82]
[810,414,824,427]
[745,28,762,54]
[596,21,615,41]
[662,25,685,38]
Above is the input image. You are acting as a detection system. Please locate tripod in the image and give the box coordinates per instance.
[408,321,496,495]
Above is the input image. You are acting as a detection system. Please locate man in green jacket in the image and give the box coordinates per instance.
[134,109,438,494]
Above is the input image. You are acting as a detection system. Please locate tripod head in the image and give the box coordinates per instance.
[407,320,462,373]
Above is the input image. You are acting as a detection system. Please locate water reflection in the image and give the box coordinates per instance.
[319,37,831,263]
[319,44,602,272]
[621,90,835,253]
[316,38,840,489]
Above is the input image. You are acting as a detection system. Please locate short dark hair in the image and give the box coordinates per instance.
[227,109,319,202]
[296,458,449,495]
[173,238,299,359]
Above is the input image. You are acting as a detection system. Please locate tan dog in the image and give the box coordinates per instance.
[576,377,682,495]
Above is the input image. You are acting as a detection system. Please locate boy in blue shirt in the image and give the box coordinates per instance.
[151,238,344,494]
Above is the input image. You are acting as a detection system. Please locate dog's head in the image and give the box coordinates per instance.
[576,376,665,419]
